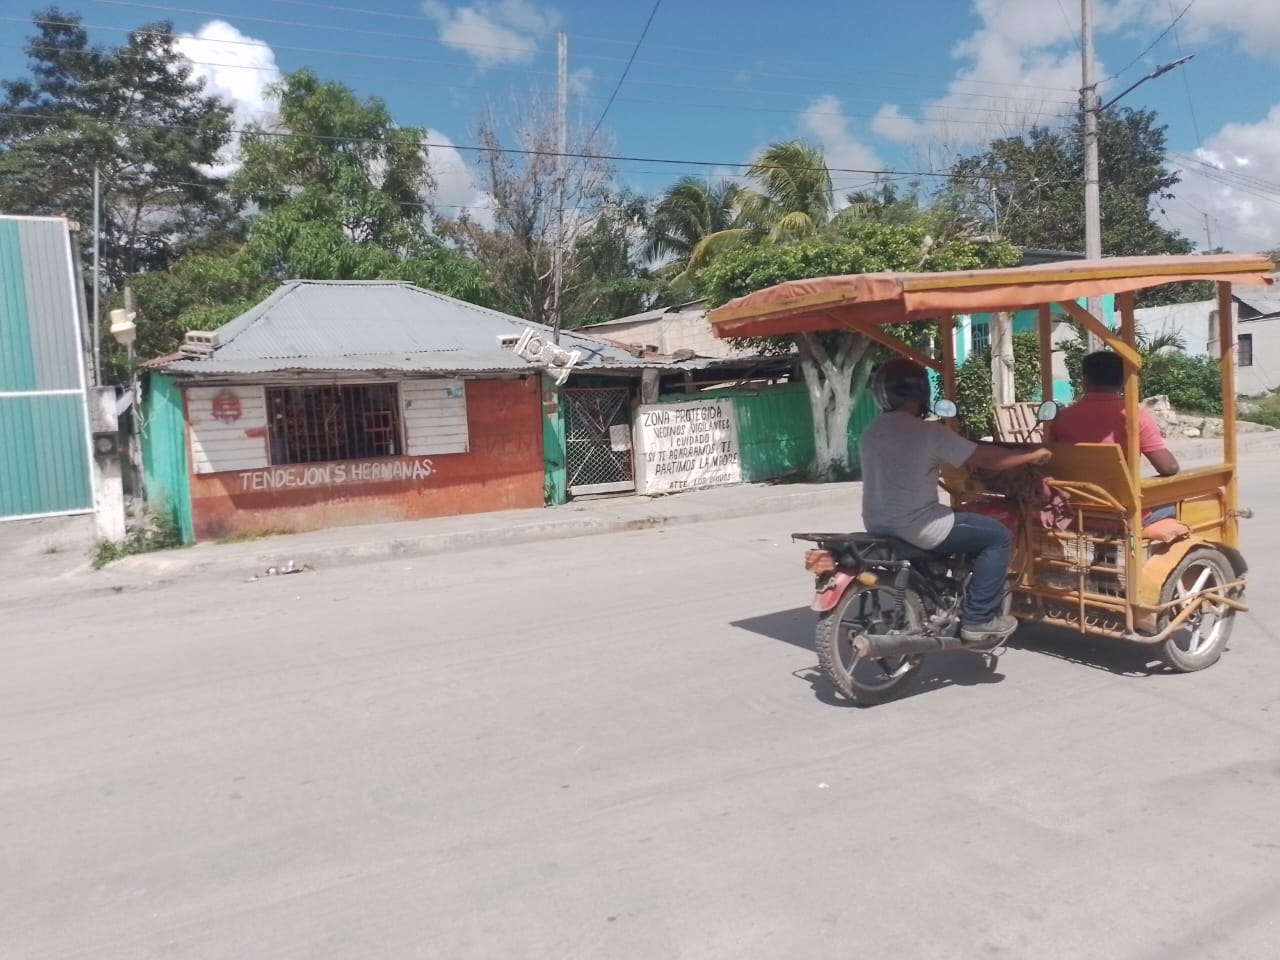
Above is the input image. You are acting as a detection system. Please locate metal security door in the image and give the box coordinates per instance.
[563,387,635,495]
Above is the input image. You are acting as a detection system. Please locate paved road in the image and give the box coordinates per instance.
[5,461,1280,959]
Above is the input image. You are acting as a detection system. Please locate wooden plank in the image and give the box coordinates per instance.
[402,379,470,456]
[187,385,268,475]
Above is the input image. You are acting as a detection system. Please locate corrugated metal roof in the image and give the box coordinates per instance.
[154,280,661,377]
[157,351,535,376]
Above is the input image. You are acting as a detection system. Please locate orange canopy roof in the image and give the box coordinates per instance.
[708,253,1276,339]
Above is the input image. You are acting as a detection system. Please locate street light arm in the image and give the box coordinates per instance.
[1098,55,1193,112]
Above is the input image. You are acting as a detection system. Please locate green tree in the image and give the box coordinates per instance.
[954,333,1043,440]
[946,108,1202,304]
[739,140,835,241]
[701,224,1021,478]
[437,93,615,327]
[1058,326,1222,414]
[643,176,743,296]
[565,190,655,328]
[646,140,844,300]
[129,70,488,363]
[0,9,235,288]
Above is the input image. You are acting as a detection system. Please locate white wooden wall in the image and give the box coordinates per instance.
[185,380,471,475]
[402,379,470,455]
[187,386,269,475]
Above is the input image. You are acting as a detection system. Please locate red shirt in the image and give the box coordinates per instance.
[1047,393,1167,452]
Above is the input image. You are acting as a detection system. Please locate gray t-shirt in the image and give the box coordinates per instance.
[858,410,978,549]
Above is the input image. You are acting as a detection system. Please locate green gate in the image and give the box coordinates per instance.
[0,217,94,520]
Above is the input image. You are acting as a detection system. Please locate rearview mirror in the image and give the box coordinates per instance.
[1036,400,1060,423]
[933,399,958,419]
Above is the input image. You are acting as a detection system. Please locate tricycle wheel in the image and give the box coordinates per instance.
[815,585,924,706]
[1158,548,1237,673]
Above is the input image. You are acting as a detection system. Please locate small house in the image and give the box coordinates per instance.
[140,280,664,542]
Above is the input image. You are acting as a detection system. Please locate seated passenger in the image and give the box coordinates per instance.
[1047,350,1180,477]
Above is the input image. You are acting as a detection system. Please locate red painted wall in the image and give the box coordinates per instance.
[185,378,544,541]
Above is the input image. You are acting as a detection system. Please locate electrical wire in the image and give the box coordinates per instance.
[0,107,1088,187]
[1,35,1078,130]
[20,13,1081,113]
[1108,0,1198,81]
[82,0,1082,97]
[587,0,661,143]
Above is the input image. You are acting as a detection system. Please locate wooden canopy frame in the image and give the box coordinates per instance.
[708,253,1277,569]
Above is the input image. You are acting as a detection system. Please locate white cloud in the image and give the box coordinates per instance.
[870,1,1085,150]
[422,0,561,69]
[1164,106,1280,252]
[177,21,281,126]
[424,130,495,228]
[1146,0,1280,60]
[799,95,885,196]
[177,21,282,177]
[868,1,1280,254]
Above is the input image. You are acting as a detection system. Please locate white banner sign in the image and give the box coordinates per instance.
[635,399,742,495]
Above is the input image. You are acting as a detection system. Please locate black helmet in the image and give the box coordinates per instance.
[872,357,930,413]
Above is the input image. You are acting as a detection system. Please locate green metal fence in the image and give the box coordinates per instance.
[140,374,194,543]
[0,217,94,520]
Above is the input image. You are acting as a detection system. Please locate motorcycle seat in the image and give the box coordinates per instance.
[794,532,943,561]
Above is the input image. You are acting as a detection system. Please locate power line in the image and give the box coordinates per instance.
[14,15,1080,113]
[2,36,1079,128]
[0,107,1087,187]
[1108,0,1198,81]
[587,0,661,143]
[79,1,1080,98]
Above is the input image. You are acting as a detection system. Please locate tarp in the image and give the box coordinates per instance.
[708,253,1277,339]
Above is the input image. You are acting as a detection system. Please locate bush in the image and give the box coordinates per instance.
[1241,394,1280,428]
[92,506,184,569]
[1060,327,1222,415]
[954,332,1041,439]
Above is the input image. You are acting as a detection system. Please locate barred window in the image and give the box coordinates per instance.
[267,384,402,465]
[1238,333,1253,367]
[970,322,991,354]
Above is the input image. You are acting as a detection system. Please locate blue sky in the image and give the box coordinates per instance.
[4,1,1279,251]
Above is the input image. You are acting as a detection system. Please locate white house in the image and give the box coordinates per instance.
[1133,284,1280,397]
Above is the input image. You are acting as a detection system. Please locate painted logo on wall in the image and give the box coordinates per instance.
[211,390,242,424]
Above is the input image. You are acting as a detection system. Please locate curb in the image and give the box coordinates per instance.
[5,485,856,607]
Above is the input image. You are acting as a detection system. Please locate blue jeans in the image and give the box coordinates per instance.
[936,512,1011,625]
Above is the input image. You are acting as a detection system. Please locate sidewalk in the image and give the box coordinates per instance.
[0,481,861,607]
[7,433,1278,610]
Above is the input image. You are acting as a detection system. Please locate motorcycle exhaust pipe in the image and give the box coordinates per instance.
[851,632,963,659]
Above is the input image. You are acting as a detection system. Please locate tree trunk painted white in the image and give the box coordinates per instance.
[796,332,876,480]
[991,310,1015,406]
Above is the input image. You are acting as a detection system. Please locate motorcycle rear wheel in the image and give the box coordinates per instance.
[815,584,925,706]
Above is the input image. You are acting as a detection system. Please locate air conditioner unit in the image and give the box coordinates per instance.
[514,328,581,385]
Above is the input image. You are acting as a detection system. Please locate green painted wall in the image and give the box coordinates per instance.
[666,382,815,482]
[657,381,880,481]
[0,395,93,517]
[540,375,567,505]
[140,374,194,543]
[0,216,93,519]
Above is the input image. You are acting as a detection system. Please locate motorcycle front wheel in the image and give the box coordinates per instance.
[815,584,926,706]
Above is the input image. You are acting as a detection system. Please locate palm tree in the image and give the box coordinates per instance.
[739,140,834,241]
[643,176,744,294]
[645,141,836,297]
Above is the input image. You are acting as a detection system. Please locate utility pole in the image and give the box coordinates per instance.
[551,31,568,344]
[91,165,102,386]
[1081,0,1103,352]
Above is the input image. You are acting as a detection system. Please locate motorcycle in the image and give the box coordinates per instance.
[795,531,1012,706]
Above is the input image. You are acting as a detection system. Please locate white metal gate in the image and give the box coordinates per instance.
[563,387,635,495]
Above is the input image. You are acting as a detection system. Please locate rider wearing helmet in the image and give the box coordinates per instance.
[859,357,1053,643]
